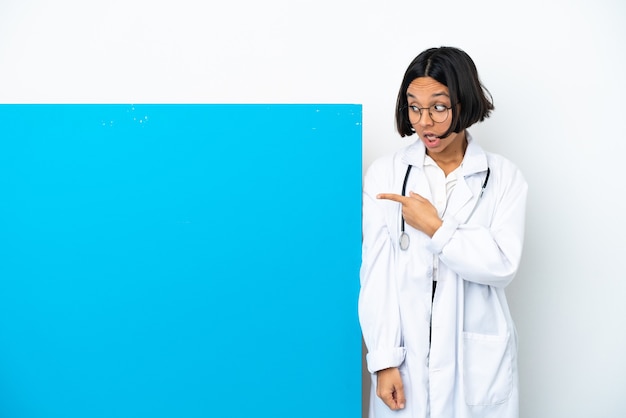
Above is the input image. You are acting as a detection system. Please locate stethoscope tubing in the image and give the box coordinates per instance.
[399,164,413,249]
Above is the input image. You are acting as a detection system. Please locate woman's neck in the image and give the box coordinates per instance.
[427,132,468,176]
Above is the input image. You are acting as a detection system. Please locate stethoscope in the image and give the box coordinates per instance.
[399,165,490,251]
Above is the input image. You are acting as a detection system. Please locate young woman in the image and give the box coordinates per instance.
[359,46,527,418]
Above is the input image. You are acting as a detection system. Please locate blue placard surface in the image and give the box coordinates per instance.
[0,104,362,418]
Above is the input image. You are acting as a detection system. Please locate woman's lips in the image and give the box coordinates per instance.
[422,133,442,147]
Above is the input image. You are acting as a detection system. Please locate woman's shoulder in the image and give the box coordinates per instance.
[465,133,527,189]
[484,150,524,173]
[363,141,418,192]
[483,150,528,191]
[467,134,519,170]
[367,141,420,174]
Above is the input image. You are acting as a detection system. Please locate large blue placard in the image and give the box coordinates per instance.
[0,104,362,418]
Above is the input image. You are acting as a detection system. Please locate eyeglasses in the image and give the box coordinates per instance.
[407,104,452,124]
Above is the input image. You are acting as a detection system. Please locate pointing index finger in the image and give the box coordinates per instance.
[377,193,409,203]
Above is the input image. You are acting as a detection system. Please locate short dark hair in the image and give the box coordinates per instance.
[395,46,494,138]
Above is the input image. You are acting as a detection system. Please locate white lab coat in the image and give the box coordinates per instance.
[359,133,527,418]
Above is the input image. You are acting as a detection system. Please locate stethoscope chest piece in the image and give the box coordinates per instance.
[399,232,410,251]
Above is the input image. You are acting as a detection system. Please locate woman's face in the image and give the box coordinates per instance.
[406,77,465,157]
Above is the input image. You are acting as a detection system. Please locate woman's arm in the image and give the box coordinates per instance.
[358,161,406,373]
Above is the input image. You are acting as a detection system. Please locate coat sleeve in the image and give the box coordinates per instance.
[427,157,528,288]
[358,160,406,373]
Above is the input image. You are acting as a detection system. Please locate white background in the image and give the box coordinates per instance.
[1,1,625,417]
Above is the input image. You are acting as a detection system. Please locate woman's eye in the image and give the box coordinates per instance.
[433,104,448,112]
[409,105,419,112]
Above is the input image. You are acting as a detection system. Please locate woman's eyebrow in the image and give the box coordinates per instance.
[406,91,450,99]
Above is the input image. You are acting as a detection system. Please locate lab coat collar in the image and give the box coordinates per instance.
[400,131,488,176]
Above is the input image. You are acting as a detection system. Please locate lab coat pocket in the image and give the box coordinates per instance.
[462,331,512,406]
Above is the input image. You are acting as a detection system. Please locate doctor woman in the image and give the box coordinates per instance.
[359,46,527,418]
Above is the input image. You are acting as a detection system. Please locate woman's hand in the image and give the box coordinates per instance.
[376,367,406,410]
[377,192,442,237]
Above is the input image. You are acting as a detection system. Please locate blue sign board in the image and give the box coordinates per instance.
[0,104,362,418]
